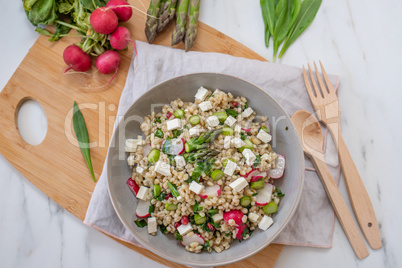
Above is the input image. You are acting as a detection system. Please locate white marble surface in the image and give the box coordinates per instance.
[1,0,401,267]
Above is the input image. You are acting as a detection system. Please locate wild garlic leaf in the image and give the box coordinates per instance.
[72,101,96,182]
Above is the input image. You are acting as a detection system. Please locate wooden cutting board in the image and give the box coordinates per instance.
[0,1,284,267]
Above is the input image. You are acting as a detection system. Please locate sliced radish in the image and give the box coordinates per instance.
[162,138,185,155]
[255,183,274,206]
[223,210,244,227]
[236,224,247,240]
[142,144,152,157]
[245,169,260,180]
[199,185,221,199]
[166,112,172,119]
[250,176,263,182]
[241,128,251,133]
[127,178,140,196]
[136,200,150,218]
[268,154,285,179]
[181,233,205,247]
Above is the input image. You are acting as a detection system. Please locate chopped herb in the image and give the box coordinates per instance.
[225,109,238,118]
[244,102,248,109]
[134,219,147,228]
[249,230,254,237]
[189,215,196,225]
[158,192,166,201]
[172,129,183,138]
[193,201,203,212]
[201,221,210,232]
[193,229,200,234]
[160,225,168,234]
[167,181,180,197]
[207,209,219,216]
[209,220,221,229]
[155,117,162,123]
[155,129,163,138]
[169,155,175,165]
[240,132,248,140]
[147,162,152,168]
[225,233,230,236]
[202,240,212,252]
[276,187,285,197]
[183,125,188,129]
[175,233,183,241]
[253,155,261,168]
[148,204,155,214]
[242,227,249,237]
[252,193,258,196]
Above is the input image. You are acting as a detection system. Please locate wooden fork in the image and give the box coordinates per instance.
[302,61,382,250]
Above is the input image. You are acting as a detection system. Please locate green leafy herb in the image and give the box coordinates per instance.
[240,132,248,140]
[158,192,166,201]
[276,187,285,197]
[260,0,276,47]
[183,125,189,129]
[225,109,238,118]
[252,193,258,196]
[148,204,155,214]
[253,155,262,168]
[169,155,175,165]
[193,201,203,212]
[244,102,249,109]
[160,225,168,234]
[72,101,96,182]
[155,117,162,123]
[172,129,183,138]
[279,0,322,58]
[167,181,180,197]
[202,240,212,252]
[225,233,230,236]
[207,209,219,216]
[175,233,183,241]
[155,129,164,138]
[134,219,147,228]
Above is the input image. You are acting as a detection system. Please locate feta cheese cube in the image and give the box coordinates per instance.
[195,86,210,101]
[127,155,135,166]
[212,213,223,223]
[242,148,256,166]
[174,155,186,168]
[148,217,157,234]
[248,212,259,223]
[166,118,181,131]
[198,101,212,112]
[224,136,231,149]
[234,124,241,133]
[224,160,237,176]
[125,139,138,152]
[231,137,245,148]
[241,107,254,118]
[229,177,248,192]
[206,115,220,127]
[177,223,193,236]
[136,165,145,175]
[224,115,236,127]
[155,161,171,176]
[189,127,200,137]
[258,215,274,230]
[189,181,204,194]
[213,89,224,96]
[257,129,272,143]
[137,186,150,200]
[176,195,183,202]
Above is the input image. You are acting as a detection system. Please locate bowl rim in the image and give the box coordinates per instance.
[107,72,305,267]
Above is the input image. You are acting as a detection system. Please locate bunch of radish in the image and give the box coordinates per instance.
[63,0,136,86]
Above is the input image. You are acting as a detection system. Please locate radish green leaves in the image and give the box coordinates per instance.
[72,101,97,182]
[260,0,321,60]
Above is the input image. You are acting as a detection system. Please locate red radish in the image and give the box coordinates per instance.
[106,0,132,22]
[245,169,261,180]
[63,44,92,73]
[110,26,136,51]
[223,210,244,227]
[242,128,251,133]
[174,222,181,229]
[199,185,221,199]
[268,154,285,179]
[166,112,173,119]
[90,7,118,34]
[250,176,263,183]
[199,178,204,182]
[96,50,121,86]
[232,102,239,107]
[181,215,189,225]
[207,223,215,232]
[181,233,205,247]
[136,200,150,218]
[127,177,140,196]
[142,144,152,157]
[236,224,246,240]
[165,193,173,200]
[255,183,274,206]
[161,138,185,155]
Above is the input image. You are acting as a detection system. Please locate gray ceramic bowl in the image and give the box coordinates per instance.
[107,73,304,267]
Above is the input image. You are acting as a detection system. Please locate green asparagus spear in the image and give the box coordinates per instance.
[184,0,200,51]
[183,149,219,163]
[184,128,222,152]
[157,0,178,33]
[145,0,162,44]
[171,0,190,46]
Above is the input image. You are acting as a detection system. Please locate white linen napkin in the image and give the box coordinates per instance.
[84,41,341,248]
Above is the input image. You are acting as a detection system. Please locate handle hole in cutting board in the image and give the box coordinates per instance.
[15,98,48,145]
